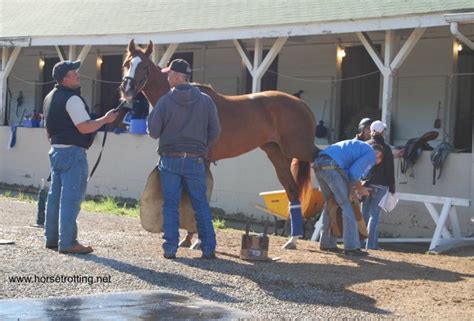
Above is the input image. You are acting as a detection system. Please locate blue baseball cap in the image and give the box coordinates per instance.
[52,60,81,82]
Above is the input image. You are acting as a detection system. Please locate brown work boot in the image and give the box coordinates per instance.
[59,243,93,254]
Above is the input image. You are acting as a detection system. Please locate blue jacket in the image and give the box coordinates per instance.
[147,84,221,156]
[320,139,375,182]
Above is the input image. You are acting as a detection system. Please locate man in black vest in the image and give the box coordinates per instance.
[43,60,117,254]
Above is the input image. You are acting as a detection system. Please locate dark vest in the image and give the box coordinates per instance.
[44,85,94,149]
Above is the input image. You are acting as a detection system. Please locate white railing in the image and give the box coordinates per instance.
[311,192,472,254]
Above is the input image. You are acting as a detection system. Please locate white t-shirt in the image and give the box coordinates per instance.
[51,96,91,148]
[66,96,91,125]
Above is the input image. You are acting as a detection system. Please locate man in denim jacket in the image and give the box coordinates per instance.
[313,139,375,256]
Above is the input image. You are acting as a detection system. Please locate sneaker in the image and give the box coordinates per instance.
[59,243,93,254]
[201,253,216,259]
[163,253,176,259]
[344,249,368,257]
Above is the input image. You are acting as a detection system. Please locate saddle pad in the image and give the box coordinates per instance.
[140,167,213,233]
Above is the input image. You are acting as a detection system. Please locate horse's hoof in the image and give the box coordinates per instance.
[179,239,192,248]
[190,240,201,250]
[281,240,297,250]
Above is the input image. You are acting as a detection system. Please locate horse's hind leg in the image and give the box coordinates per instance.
[261,143,304,249]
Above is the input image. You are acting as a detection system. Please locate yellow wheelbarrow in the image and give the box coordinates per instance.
[255,189,324,237]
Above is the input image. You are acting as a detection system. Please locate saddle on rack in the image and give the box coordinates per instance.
[400,131,439,176]
[430,142,453,185]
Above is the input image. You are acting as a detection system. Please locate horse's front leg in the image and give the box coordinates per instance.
[261,143,303,250]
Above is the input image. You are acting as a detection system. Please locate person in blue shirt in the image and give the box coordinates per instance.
[312,139,376,256]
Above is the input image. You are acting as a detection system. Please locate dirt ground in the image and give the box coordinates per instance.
[1,196,473,319]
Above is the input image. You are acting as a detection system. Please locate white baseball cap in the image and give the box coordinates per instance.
[370,120,387,133]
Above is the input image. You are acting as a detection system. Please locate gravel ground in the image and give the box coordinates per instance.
[1,196,473,319]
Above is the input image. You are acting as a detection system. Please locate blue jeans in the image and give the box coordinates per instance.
[362,185,387,250]
[158,156,216,256]
[44,146,88,250]
[313,157,360,250]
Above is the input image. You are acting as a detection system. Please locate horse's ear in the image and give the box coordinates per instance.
[128,39,136,54]
[144,40,153,57]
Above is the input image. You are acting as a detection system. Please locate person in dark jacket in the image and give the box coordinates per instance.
[147,59,221,259]
[354,117,373,141]
[362,120,396,250]
[44,60,118,254]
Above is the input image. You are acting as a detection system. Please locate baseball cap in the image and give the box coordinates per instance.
[52,60,81,82]
[370,120,387,133]
[161,59,192,75]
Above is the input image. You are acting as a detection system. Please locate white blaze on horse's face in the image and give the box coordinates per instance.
[124,56,143,94]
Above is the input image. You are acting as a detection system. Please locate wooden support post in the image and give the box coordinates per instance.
[233,40,253,75]
[381,30,396,139]
[55,46,66,61]
[333,44,344,142]
[449,206,462,238]
[357,28,425,142]
[254,37,287,77]
[252,38,263,93]
[158,43,178,68]
[68,45,76,61]
[233,37,287,94]
[151,44,163,65]
[424,201,452,239]
[76,45,92,64]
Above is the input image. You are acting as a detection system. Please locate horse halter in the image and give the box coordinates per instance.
[122,58,149,96]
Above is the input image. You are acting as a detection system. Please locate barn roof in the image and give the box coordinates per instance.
[1,0,473,46]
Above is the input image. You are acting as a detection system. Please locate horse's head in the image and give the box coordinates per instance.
[121,40,154,101]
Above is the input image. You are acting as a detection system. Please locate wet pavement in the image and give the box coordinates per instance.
[0,290,252,320]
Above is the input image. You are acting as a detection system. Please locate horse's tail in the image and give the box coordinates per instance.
[290,148,321,218]
[290,159,313,218]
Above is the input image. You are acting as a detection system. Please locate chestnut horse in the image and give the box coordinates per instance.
[121,40,319,232]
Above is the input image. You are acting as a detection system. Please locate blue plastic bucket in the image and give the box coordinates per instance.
[130,119,147,135]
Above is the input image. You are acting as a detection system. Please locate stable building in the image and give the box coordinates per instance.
[1,1,473,249]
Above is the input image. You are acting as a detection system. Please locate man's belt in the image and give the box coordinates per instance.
[161,151,203,158]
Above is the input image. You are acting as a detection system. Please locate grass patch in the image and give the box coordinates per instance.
[1,190,35,203]
[213,217,226,230]
[81,196,139,217]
